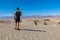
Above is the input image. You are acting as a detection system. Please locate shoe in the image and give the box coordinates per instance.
[15,27,20,30]
[15,28,17,30]
[16,28,20,30]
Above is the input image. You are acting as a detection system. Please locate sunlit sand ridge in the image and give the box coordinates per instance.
[0,17,60,40]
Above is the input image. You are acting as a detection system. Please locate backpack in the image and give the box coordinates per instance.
[14,10,21,19]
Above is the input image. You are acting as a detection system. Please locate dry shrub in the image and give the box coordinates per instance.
[44,22,47,25]
[44,19,50,21]
[34,20,39,25]
[58,22,60,24]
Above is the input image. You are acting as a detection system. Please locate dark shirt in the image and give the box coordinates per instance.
[14,10,22,20]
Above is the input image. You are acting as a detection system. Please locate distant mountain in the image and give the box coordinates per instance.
[0,15,58,19]
[0,16,13,19]
[21,15,54,19]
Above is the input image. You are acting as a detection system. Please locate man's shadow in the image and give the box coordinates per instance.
[18,29,47,32]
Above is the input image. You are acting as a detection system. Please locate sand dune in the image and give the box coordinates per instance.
[0,18,60,40]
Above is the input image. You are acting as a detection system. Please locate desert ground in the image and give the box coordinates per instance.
[0,17,60,40]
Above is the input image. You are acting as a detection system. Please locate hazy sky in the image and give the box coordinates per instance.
[0,0,60,17]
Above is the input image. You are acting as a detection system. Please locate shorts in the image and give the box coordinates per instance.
[15,18,20,23]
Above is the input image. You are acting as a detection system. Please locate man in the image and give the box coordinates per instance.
[14,8,22,30]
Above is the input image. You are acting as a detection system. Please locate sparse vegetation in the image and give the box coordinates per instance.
[44,19,50,21]
[58,22,60,24]
[44,22,47,25]
[34,20,39,25]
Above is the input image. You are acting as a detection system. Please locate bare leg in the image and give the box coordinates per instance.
[15,22,17,29]
[17,22,19,29]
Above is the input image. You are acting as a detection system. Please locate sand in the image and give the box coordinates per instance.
[0,18,60,40]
